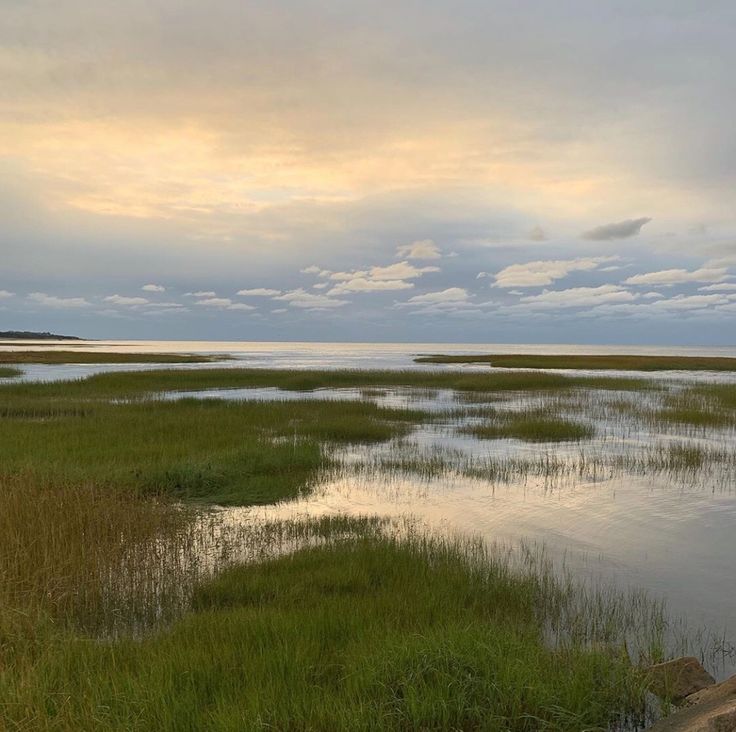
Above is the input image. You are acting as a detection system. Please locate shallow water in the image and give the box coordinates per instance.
[4,339,736,383]
[181,381,736,680]
[3,340,735,680]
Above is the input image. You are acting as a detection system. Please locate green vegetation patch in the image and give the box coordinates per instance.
[462,413,594,443]
[0,366,21,378]
[1,534,647,731]
[0,398,424,505]
[416,353,736,371]
[0,366,652,402]
[0,350,223,364]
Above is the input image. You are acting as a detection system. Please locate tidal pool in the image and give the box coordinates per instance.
[158,381,736,680]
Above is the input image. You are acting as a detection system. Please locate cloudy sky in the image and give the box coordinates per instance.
[2,1,735,343]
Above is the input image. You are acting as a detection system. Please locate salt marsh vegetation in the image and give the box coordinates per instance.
[1,366,734,729]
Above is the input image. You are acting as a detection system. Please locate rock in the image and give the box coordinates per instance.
[647,675,736,731]
[647,657,716,702]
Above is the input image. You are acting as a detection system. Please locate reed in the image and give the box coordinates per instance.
[0,520,662,731]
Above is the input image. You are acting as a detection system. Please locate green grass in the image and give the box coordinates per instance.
[0,530,652,732]
[0,366,653,402]
[0,398,424,506]
[416,353,736,371]
[0,350,223,364]
[0,366,21,378]
[462,413,595,442]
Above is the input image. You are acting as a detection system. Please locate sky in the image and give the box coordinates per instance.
[1,0,735,344]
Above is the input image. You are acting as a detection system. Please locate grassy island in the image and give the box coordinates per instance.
[415,353,736,371]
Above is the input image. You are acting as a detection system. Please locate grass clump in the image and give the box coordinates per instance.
[416,353,736,371]
[0,530,652,731]
[0,350,223,364]
[463,413,594,443]
[0,398,424,506]
[0,365,21,378]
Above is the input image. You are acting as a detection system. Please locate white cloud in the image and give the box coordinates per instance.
[493,257,617,288]
[185,290,217,297]
[0,290,14,298]
[582,217,652,240]
[371,261,439,280]
[624,267,730,286]
[405,288,469,305]
[195,297,233,307]
[141,284,165,292]
[104,295,149,306]
[648,294,730,311]
[271,308,288,314]
[328,278,414,295]
[520,285,637,309]
[194,297,256,311]
[329,261,439,283]
[698,283,736,292]
[396,239,441,260]
[273,289,348,309]
[145,301,186,309]
[236,288,281,296]
[28,292,91,308]
[300,265,322,274]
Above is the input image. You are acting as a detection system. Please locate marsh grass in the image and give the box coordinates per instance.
[461,409,595,442]
[0,367,729,730]
[416,353,736,371]
[0,366,21,378]
[0,518,663,732]
[0,350,223,364]
[0,398,423,505]
[0,366,651,401]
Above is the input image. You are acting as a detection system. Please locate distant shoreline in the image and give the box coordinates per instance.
[415,353,736,371]
[0,331,83,341]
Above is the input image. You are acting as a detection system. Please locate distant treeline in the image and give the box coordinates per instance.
[0,331,82,340]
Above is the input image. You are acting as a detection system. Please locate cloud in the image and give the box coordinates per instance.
[28,292,90,308]
[104,295,149,306]
[624,267,730,286]
[271,308,288,314]
[141,284,165,292]
[528,226,546,241]
[648,294,730,311]
[582,218,652,240]
[492,256,617,288]
[194,297,255,311]
[0,290,14,298]
[396,239,441,260]
[520,285,637,309]
[145,301,186,309]
[405,288,469,305]
[301,266,332,278]
[327,278,414,295]
[273,289,348,309]
[699,283,736,292]
[236,288,281,296]
[329,261,439,283]
[185,291,217,297]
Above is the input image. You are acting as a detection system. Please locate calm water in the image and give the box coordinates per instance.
[3,339,736,383]
[3,339,736,678]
